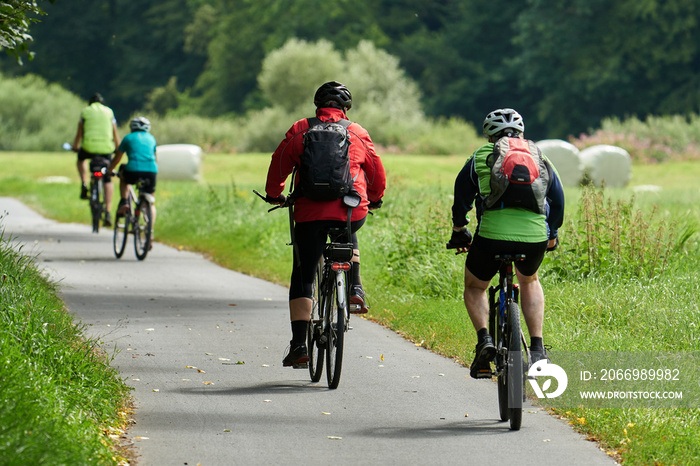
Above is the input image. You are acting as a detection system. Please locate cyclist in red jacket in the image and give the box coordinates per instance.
[265,81,386,368]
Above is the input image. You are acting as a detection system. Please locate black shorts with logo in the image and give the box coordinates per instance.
[465,234,548,281]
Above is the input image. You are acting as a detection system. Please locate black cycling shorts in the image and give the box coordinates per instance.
[289,218,366,300]
[465,235,548,282]
[78,147,112,161]
[122,170,157,194]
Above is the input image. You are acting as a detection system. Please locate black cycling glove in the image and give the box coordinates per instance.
[446,227,473,249]
[265,194,286,205]
[368,199,383,209]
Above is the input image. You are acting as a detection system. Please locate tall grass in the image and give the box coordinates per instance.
[0,228,131,465]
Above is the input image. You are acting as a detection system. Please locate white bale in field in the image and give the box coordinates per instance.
[156,144,202,181]
[578,144,631,188]
[535,139,583,187]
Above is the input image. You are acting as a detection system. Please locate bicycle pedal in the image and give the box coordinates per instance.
[292,362,309,369]
[474,369,493,379]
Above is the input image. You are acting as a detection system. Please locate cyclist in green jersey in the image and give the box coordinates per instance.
[448,108,565,379]
[72,93,120,225]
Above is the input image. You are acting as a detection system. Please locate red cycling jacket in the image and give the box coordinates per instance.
[266,107,386,223]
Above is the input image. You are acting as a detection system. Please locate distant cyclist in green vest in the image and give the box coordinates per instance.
[448,108,565,378]
[71,93,120,226]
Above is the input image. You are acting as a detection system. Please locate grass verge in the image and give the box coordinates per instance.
[0,226,131,465]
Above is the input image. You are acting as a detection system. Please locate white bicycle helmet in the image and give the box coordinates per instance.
[130,116,151,132]
[483,108,524,137]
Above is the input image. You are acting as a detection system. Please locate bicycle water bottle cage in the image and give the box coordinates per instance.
[324,243,354,262]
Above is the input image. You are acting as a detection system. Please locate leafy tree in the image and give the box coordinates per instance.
[254,39,426,146]
[0,0,55,63]
[257,39,343,113]
[514,0,700,137]
[191,0,388,116]
[1,0,205,121]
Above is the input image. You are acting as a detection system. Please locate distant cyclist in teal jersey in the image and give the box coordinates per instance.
[72,93,120,225]
[108,117,158,235]
[447,108,565,378]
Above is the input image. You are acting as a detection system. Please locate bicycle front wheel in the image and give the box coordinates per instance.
[308,258,324,382]
[325,271,345,389]
[134,199,152,260]
[506,300,524,430]
[113,212,128,259]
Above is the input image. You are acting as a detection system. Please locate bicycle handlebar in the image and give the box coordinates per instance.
[253,189,295,211]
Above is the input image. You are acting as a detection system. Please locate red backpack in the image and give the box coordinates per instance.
[483,137,552,214]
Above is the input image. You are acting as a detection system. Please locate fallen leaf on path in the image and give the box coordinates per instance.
[152,389,159,392]
[236,361,245,365]
[223,429,231,432]
[145,328,155,331]
[380,354,384,361]
[327,436,342,440]
[322,412,331,415]
[263,400,272,403]
[218,358,230,361]
[203,381,214,385]
[186,365,197,369]
[229,303,237,306]
[135,436,149,440]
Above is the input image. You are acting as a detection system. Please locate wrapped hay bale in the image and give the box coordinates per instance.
[579,144,631,188]
[156,144,202,181]
[535,139,583,187]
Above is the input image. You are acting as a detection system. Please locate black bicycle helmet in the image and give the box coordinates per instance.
[313,81,352,110]
[483,108,525,138]
[89,93,104,104]
[130,116,151,132]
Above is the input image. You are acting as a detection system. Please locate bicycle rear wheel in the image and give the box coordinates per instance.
[325,271,345,389]
[90,179,103,233]
[113,212,129,259]
[134,199,152,260]
[308,259,324,382]
[506,301,524,430]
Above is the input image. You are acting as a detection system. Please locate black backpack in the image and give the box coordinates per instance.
[297,118,354,202]
[483,137,552,214]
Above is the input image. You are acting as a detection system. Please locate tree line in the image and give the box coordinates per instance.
[2,0,699,140]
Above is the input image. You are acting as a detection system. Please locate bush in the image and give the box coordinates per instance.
[0,73,84,151]
[570,114,700,163]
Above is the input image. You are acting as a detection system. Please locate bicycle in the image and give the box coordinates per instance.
[446,238,530,430]
[63,142,110,233]
[113,176,155,260]
[254,185,361,389]
[488,254,529,431]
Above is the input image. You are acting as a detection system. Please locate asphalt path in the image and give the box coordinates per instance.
[1,197,615,466]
